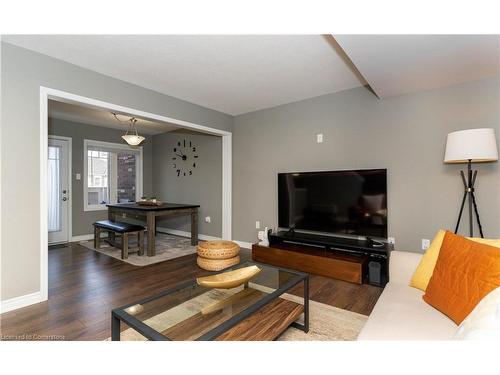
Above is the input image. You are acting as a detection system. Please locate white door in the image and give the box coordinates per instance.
[48,137,71,244]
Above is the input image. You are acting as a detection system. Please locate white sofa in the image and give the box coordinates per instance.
[358,251,457,340]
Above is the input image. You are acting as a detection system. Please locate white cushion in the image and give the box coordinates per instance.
[389,250,423,285]
[358,283,457,340]
[454,287,500,340]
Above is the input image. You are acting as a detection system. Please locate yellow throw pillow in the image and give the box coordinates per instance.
[470,237,500,247]
[409,229,500,291]
[409,230,446,291]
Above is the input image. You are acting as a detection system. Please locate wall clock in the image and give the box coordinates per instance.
[172,139,198,177]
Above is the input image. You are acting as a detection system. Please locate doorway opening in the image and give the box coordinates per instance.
[39,86,232,305]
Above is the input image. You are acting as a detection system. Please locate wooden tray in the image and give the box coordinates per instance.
[196,265,261,289]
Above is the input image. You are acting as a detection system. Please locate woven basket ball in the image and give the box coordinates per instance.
[197,240,240,260]
[197,255,240,271]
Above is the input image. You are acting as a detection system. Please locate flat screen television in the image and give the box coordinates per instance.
[278,169,387,239]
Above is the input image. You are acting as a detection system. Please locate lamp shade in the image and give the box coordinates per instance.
[444,128,498,163]
[122,134,145,146]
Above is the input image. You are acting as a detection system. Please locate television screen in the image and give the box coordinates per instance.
[278,169,387,238]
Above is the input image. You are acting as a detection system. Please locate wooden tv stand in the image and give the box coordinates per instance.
[252,242,369,284]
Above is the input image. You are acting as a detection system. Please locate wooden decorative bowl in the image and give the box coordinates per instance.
[197,240,240,260]
[124,304,144,315]
[197,255,240,271]
[197,265,261,289]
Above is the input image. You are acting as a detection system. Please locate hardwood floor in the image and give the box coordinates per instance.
[0,242,383,341]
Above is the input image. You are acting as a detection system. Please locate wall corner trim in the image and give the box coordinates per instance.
[0,291,44,314]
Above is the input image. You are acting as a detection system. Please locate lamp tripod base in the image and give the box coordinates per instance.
[454,160,484,238]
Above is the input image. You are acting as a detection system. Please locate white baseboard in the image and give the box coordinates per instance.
[156,227,253,249]
[71,234,94,242]
[71,229,221,243]
[156,227,220,241]
[71,228,253,249]
[0,291,45,314]
[71,233,108,242]
[233,240,253,249]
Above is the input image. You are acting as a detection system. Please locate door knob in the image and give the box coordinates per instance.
[62,197,67,201]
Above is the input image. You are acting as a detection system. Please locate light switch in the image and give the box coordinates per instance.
[256,221,261,229]
[317,134,323,143]
[76,173,81,180]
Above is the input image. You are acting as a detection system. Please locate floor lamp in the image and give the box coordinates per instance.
[444,128,498,238]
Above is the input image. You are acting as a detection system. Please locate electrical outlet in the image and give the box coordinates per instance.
[255,221,260,229]
[316,134,323,143]
[76,173,81,180]
[205,216,211,223]
[422,239,431,250]
[388,237,395,245]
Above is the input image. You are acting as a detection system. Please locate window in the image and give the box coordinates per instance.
[117,152,137,203]
[84,140,143,211]
[87,150,109,205]
[47,146,60,231]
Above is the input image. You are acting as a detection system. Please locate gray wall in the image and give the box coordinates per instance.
[152,131,222,238]
[1,42,232,300]
[48,118,154,236]
[2,39,499,303]
[232,77,500,251]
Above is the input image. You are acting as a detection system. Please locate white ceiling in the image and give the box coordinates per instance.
[334,34,500,98]
[4,35,500,113]
[3,35,366,115]
[49,100,179,135]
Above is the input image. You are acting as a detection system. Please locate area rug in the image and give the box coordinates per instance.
[107,283,368,341]
[277,294,367,341]
[79,233,198,266]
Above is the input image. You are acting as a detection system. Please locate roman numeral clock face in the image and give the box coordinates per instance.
[172,139,198,177]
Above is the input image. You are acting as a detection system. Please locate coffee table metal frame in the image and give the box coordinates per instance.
[111,261,309,341]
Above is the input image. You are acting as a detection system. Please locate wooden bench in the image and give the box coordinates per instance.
[93,220,145,259]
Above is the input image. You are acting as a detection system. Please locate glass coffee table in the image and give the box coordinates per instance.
[111,261,309,340]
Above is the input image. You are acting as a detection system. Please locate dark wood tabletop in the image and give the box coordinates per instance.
[106,202,200,256]
[106,202,200,211]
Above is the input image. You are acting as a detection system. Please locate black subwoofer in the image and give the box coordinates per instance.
[368,260,382,286]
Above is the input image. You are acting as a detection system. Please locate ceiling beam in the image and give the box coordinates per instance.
[326,35,380,98]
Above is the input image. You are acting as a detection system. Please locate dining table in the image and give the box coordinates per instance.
[106,202,200,256]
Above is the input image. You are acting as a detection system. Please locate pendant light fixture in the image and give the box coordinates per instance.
[112,113,145,146]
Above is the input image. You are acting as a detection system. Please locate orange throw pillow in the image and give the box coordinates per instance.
[423,231,500,325]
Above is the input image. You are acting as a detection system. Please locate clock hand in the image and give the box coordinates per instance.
[176,153,183,157]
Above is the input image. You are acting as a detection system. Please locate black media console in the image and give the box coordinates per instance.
[268,231,392,286]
